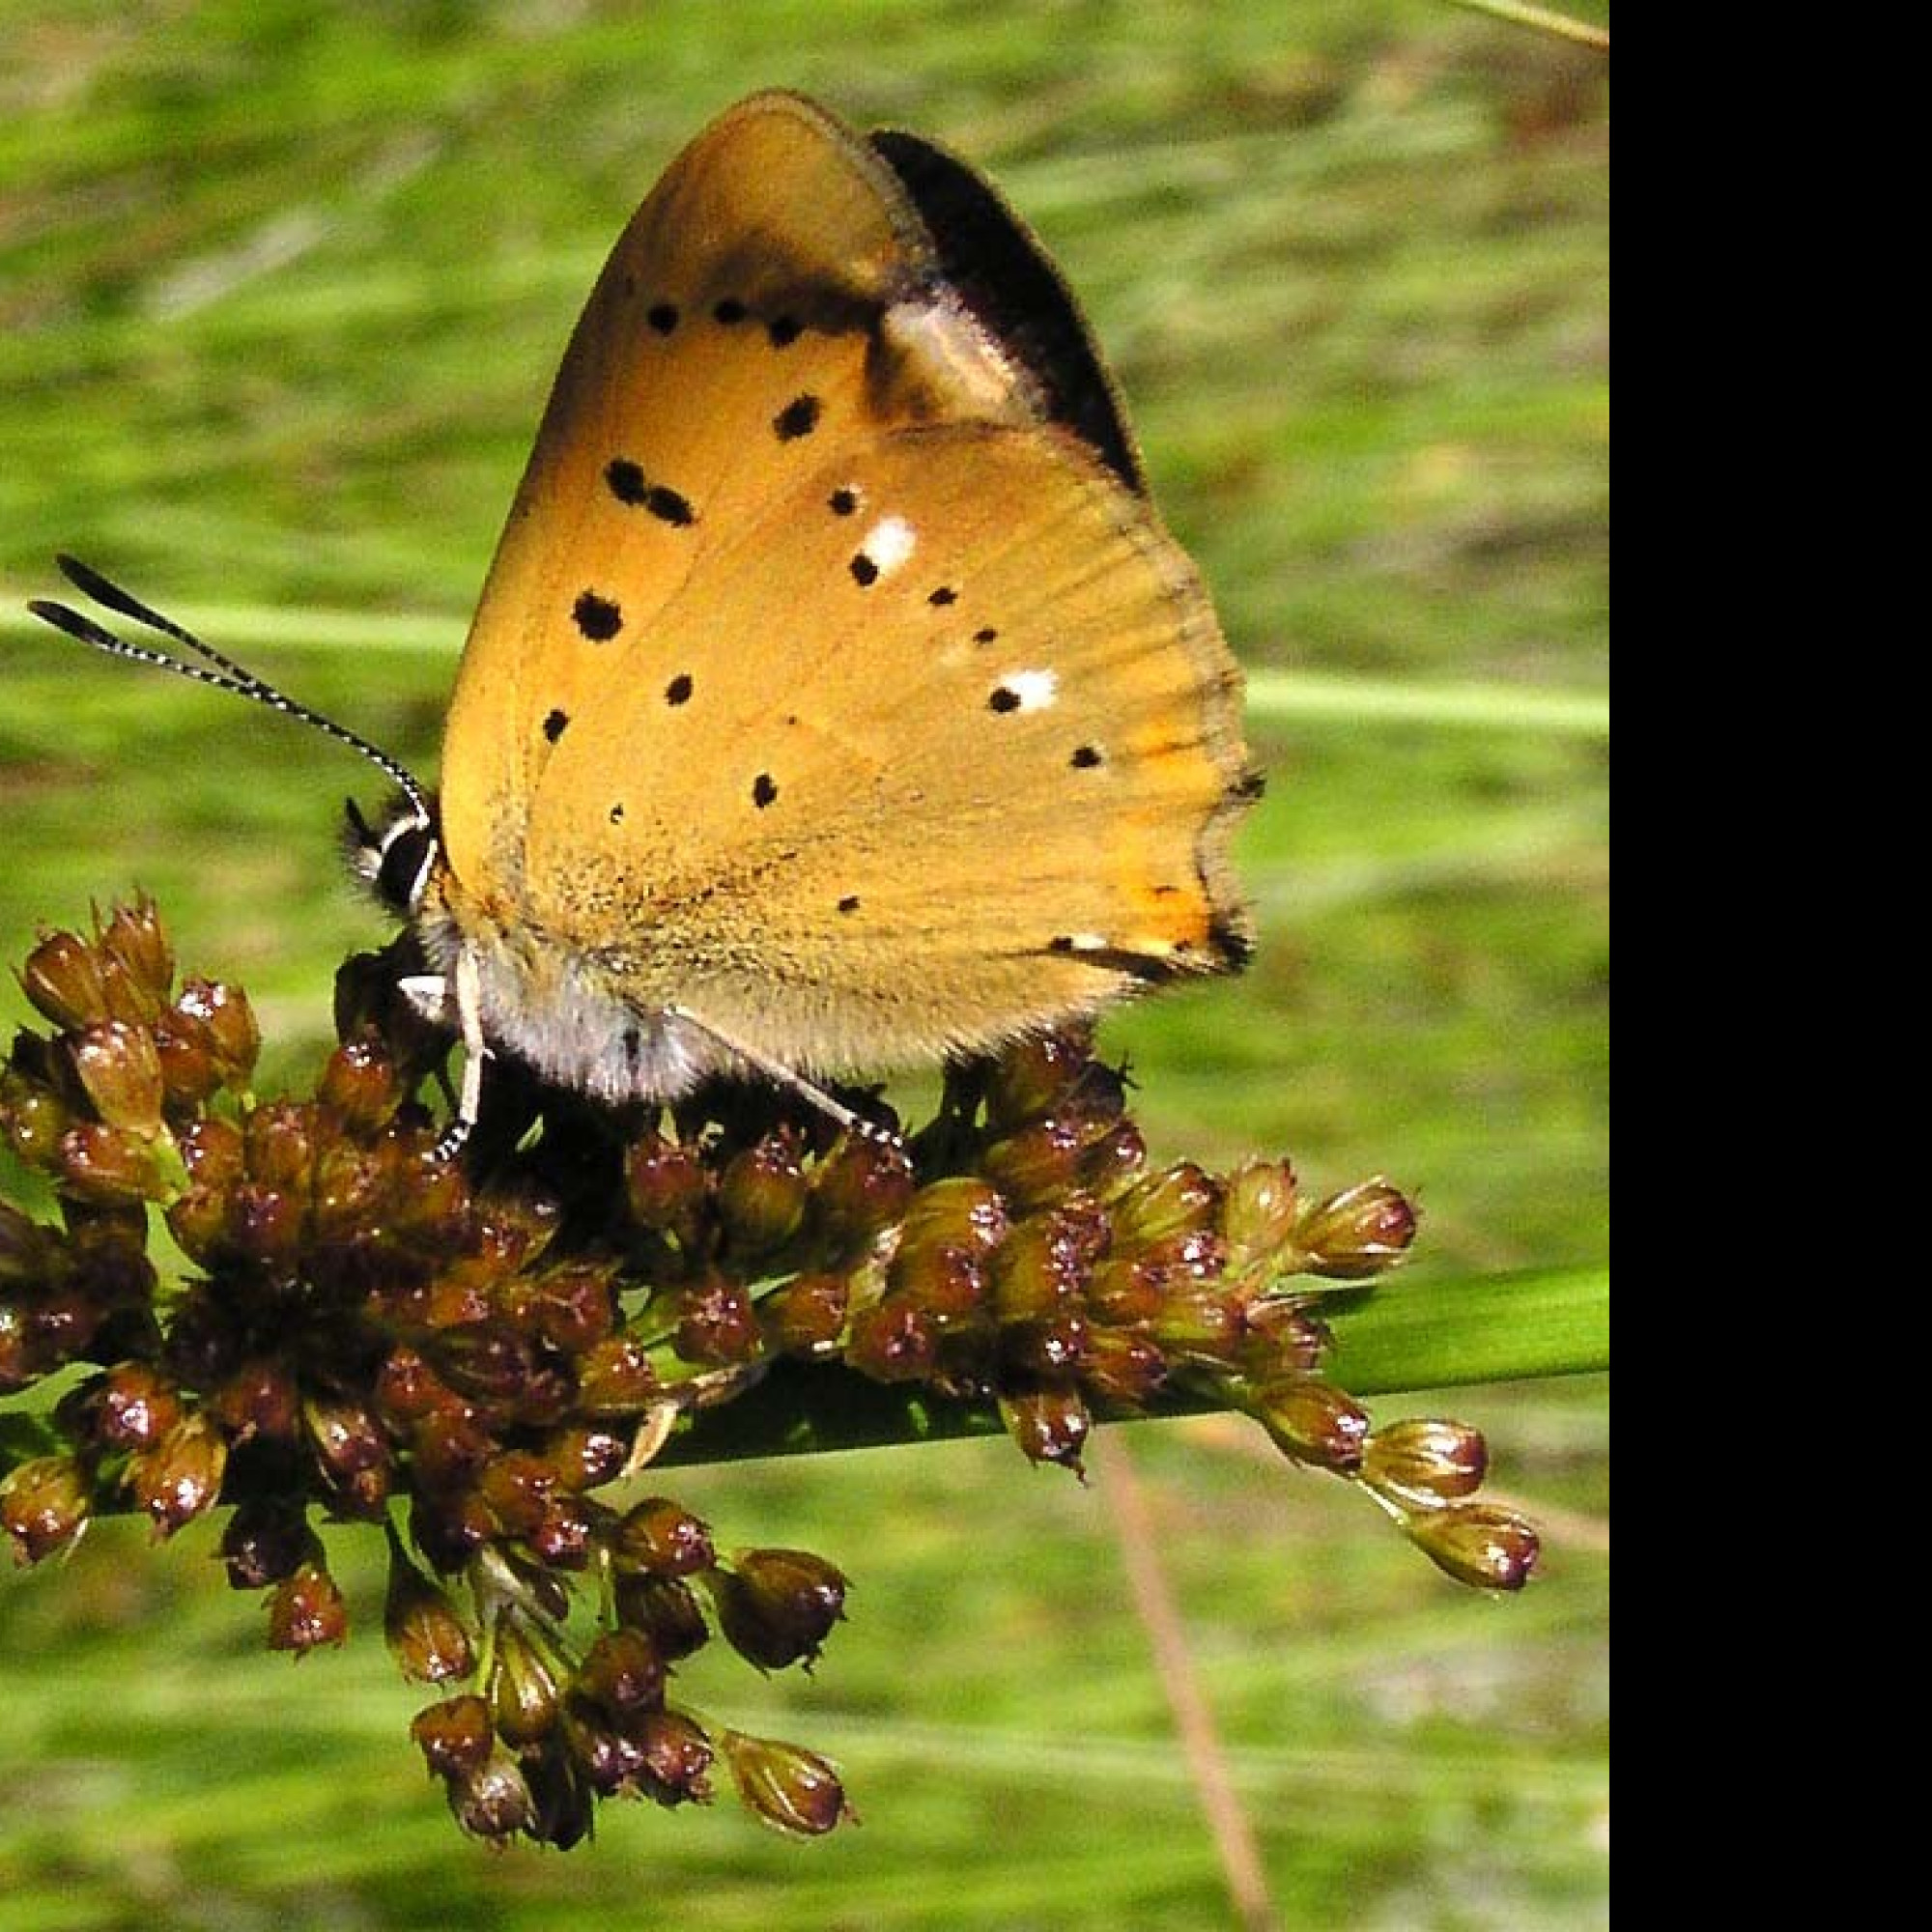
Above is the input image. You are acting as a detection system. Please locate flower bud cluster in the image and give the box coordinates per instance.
[2,900,1535,1850]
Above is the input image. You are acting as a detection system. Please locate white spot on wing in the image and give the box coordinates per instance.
[1004,668,1058,711]
[865,515,916,576]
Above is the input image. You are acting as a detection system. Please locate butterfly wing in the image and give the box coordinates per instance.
[438,90,1256,1086]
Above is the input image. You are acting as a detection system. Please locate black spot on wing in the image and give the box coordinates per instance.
[646,302,678,334]
[543,708,569,744]
[665,672,694,706]
[775,394,821,440]
[573,590,622,640]
[752,773,779,809]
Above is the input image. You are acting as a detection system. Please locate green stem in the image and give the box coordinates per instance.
[657,1263,1609,1466]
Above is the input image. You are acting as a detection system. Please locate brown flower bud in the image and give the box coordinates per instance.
[446,1750,537,1841]
[761,1270,849,1353]
[384,1528,475,1683]
[1000,1381,1092,1472]
[624,1130,710,1242]
[578,1627,667,1716]
[220,1499,319,1590]
[1405,1501,1541,1591]
[809,1133,916,1253]
[612,1495,716,1577]
[526,1264,616,1355]
[613,1574,712,1661]
[1294,1179,1417,1279]
[540,1422,629,1492]
[719,1131,809,1256]
[720,1729,854,1836]
[1078,1117,1148,1198]
[56,1121,174,1205]
[224,1181,304,1274]
[981,1114,1107,1210]
[1254,1377,1371,1474]
[68,1021,166,1137]
[575,1334,662,1415]
[412,1692,495,1779]
[96,897,173,1013]
[79,1359,185,1452]
[1001,1310,1091,1378]
[1362,1418,1489,1506]
[243,1100,315,1192]
[1078,1328,1170,1406]
[317,1033,402,1133]
[19,927,113,1029]
[128,1410,228,1536]
[634,1708,715,1806]
[709,1548,848,1672]
[2,1453,91,1563]
[171,978,259,1092]
[982,1029,1103,1132]
[673,1270,762,1366]
[267,1558,349,1653]
[843,1296,939,1382]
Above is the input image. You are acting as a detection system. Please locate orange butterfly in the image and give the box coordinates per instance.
[34,92,1258,1152]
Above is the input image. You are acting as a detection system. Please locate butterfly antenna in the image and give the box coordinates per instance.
[27,557,433,821]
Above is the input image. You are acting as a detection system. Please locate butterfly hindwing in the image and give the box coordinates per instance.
[435,90,1255,1089]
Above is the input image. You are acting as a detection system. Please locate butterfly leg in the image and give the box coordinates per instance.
[664,1005,901,1148]
[399,957,491,1160]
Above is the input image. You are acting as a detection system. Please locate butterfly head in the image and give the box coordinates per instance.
[345,793,441,918]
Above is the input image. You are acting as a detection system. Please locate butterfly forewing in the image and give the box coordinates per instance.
[437,89,1255,1089]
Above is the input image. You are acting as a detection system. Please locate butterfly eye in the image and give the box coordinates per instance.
[347,799,440,915]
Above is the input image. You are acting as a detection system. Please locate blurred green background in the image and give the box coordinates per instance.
[0,3,1607,1927]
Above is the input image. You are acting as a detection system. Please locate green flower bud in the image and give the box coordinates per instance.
[491,1619,562,1746]
[1405,1501,1541,1592]
[1222,1157,1299,1267]
[1361,1418,1489,1506]
[1294,1179,1417,1279]
[1254,1377,1371,1474]
[720,1729,854,1836]
[2,1072,71,1168]
[982,1029,1095,1130]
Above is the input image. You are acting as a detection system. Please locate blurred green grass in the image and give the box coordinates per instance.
[0,3,1607,1926]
